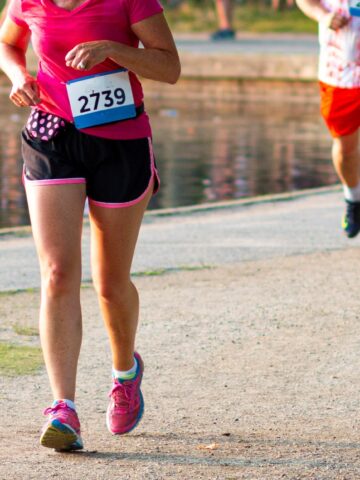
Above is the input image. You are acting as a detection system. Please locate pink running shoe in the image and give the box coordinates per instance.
[40,401,83,451]
[106,352,144,435]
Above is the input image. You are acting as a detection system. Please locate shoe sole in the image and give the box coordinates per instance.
[343,227,360,238]
[40,419,83,451]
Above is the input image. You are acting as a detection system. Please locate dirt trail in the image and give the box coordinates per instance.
[1,249,360,479]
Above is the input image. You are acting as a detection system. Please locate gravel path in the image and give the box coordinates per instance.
[1,241,360,478]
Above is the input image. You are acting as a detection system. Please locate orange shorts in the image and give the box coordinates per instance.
[319,81,360,138]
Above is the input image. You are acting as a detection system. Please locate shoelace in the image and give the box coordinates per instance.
[43,401,70,416]
[109,381,138,412]
[43,401,80,435]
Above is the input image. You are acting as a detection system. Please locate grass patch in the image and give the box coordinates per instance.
[0,287,38,296]
[132,265,214,277]
[80,265,214,286]
[0,342,43,376]
[0,227,32,239]
[1,2,317,33]
[13,324,39,336]
[165,3,316,34]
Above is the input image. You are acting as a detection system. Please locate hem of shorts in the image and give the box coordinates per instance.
[88,137,160,209]
[24,177,86,186]
[328,126,359,138]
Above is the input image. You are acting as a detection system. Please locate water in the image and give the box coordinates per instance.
[0,80,336,228]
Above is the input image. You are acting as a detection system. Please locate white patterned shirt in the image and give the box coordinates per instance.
[319,0,360,87]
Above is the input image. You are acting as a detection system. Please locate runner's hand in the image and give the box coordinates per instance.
[10,73,41,107]
[322,12,350,30]
[65,41,112,71]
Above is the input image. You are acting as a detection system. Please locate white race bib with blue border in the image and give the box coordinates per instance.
[66,69,136,129]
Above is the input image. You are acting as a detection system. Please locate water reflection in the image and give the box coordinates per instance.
[148,96,336,209]
[0,81,336,228]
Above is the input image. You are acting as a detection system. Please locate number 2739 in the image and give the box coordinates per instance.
[78,88,126,113]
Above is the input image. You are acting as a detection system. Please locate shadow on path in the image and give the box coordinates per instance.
[58,433,360,471]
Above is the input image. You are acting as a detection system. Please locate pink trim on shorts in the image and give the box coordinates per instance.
[24,177,86,186]
[88,137,160,209]
[22,162,86,186]
[148,137,160,195]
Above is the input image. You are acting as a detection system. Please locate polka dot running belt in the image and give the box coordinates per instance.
[26,109,69,141]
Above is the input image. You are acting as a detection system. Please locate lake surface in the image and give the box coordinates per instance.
[0,80,336,228]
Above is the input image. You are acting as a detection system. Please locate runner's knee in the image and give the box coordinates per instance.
[94,277,137,306]
[41,260,79,297]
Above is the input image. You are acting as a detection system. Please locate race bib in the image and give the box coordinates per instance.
[66,69,136,129]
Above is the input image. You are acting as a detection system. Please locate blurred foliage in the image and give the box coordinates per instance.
[172,0,295,7]
[0,0,315,33]
[165,1,316,33]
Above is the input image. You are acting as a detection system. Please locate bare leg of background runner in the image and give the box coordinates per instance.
[332,129,359,188]
[214,0,233,30]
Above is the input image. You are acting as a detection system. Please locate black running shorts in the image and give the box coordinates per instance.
[21,125,160,208]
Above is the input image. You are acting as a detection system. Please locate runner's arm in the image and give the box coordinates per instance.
[65,13,181,84]
[295,0,349,29]
[0,17,40,106]
[295,0,329,22]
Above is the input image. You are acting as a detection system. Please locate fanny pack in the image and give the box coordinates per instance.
[26,109,69,141]
[26,103,145,141]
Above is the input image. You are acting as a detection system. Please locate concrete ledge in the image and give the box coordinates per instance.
[144,184,341,217]
[176,33,319,80]
[23,34,319,81]
[179,52,318,80]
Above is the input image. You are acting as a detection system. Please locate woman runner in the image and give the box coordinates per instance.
[0,0,180,451]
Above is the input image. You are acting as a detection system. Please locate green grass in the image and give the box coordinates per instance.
[13,324,39,336]
[80,265,214,286]
[0,287,38,296]
[0,229,32,239]
[0,342,43,376]
[0,1,316,34]
[165,3,317,34]
[132,265,213,276]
